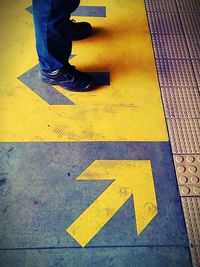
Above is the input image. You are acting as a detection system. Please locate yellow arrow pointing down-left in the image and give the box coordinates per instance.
[67,160,158,247]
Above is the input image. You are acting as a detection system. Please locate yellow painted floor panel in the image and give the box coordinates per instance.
[0,0,168,142]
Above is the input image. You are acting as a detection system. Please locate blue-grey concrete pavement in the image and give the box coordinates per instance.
[0,142,192,266]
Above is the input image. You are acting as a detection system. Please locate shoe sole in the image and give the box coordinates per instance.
[40,75,94,92]
[72,32,92,41]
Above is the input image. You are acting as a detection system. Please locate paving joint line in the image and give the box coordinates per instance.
[156,58,199,60]
[0,244,191,251]
[147,11,200,14]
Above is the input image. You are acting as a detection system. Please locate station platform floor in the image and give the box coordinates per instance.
[0,0,199,266]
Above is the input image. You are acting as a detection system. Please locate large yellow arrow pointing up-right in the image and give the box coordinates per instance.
[67,160,158,247]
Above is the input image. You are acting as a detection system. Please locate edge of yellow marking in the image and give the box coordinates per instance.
[66,160,158,247]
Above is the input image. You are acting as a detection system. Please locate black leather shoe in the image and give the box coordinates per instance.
[40,64,94,92]
[68,19,93,40]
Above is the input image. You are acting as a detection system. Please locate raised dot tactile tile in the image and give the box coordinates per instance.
[185,35,200,59]
[147,12,183,35]
[181,197,200,245]
[191,246,200,267]
[145,0,177,12]
[167,119,200,154]
[156,59,197,87]
[174,155,200,197]
[192,60,200,87]
[181,197,200,267]
[152,34,190,59]
[180,12,200,37]
[176,0,200,12]
[161,87,200,118]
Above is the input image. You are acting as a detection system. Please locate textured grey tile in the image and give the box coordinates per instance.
[161,87,200,118]
[152,34,190,59]
[177,0,200,12]
[192,60,200,87]
[181,197,200,245]
[147,12,183,35]
[145,0,177,12]
[191,245,200,267]
[180,12,200,37]
[174,155,200,197]
[156,59,197,87]
[185,35,200,59]
[167,119,200,154]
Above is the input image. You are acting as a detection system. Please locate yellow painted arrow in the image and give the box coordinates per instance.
[67,160,158,247]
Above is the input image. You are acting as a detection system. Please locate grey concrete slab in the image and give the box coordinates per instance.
[0,246,192,267]
[0,142,189,249]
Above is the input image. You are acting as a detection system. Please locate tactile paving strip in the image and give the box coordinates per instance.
[192,60,200,87]
[174,155,200,197]
[181,197,200,245]
[146,1,200,265]
[145,0,177,12]
[176,0,200,12]
[161,87,200,118]
[152,34,190,59]
[167,119,200,154]
[147,12,183,35]
[156,59,197,87]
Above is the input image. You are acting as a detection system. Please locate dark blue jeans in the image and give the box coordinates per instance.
[32,0,80,72]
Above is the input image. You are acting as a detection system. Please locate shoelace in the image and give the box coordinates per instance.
[62,65,78,81]
[69,19,77,24]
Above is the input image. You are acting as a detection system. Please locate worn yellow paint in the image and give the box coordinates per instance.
[0,0,168,141]
[67,160,157,247]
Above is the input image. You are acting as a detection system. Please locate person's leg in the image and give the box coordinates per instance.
[32,0,94,91]
[65,0,80,19]
[32,0,80,72]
